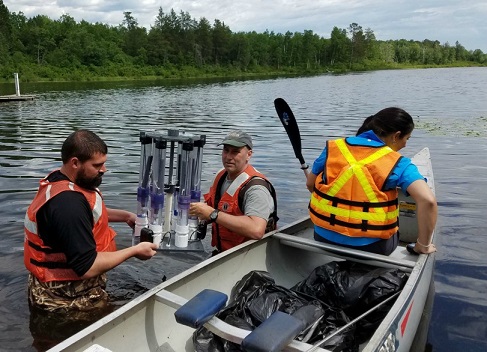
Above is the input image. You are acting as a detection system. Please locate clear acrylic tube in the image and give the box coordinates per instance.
[149,137,166,246]
[164,136,177,234]
[189,136,206,239]
[134,132,153,244]
[175,141,193,247]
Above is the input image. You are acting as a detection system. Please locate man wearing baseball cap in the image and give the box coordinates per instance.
[189,130,278,254]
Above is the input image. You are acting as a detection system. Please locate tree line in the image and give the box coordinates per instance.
[0,0,485,82]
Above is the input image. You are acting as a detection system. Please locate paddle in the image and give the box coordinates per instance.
[274,98,309,177]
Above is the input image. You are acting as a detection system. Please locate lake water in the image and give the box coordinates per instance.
[1,67,487,351]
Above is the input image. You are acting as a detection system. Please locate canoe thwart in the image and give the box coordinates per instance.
[242,311,306,352]
[274,232,416,269]
[174,289,228,328]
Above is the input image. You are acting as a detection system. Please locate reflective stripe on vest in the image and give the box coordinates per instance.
[24,182,104,235]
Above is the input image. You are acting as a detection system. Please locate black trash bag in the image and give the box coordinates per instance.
[194,314,253,352]
[292,261,408,345]
[193,270,354,351]
[229,271,353,347]
[193,327,225,352]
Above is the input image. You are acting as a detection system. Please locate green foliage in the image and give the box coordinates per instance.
[0,2,485,83]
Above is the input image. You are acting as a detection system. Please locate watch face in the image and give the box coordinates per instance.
[210,210,218,221]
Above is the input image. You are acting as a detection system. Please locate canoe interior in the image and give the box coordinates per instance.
[51,223,421,352]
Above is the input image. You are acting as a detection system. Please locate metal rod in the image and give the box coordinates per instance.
[306,291,401,352]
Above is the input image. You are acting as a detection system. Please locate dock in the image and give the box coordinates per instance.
[0,73,35,103]
[0,95,35,102]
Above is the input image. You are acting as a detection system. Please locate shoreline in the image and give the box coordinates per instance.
[0,62,484,85]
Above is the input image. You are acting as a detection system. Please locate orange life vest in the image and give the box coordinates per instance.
[24,174,116,282]
[309,139,401,239]
[204,164,277,252]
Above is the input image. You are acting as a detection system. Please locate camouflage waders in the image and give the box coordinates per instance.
[28,273,109,312]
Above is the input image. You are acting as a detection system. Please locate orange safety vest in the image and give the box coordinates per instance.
[24,173,116,282]
[309,139,401,239]
[204,164,277,252]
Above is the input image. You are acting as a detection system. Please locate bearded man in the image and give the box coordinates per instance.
[24,129,157,312]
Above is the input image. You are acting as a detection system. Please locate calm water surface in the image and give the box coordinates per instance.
[1,67,487,351]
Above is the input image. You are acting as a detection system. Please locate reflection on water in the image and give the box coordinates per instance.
[29,304,116,352]
[1,67,487,351]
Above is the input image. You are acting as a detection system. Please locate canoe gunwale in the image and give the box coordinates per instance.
[362,147,437,351]
[363,247,434,351]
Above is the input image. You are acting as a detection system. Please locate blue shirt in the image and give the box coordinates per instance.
[311,130,425,246]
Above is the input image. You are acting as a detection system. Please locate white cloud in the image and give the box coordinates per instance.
[3,0,486,51]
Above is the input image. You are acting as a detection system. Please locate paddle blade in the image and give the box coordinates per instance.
[274,98,306,166]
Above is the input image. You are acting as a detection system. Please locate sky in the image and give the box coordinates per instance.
[3,0,487,52]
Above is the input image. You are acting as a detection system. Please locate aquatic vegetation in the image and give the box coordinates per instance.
[415,116,487,137]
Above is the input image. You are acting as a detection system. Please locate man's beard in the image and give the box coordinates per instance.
[75,171,103,190]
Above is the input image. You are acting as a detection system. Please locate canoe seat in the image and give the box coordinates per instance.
[241,311,305,352]
[174,289,228,328]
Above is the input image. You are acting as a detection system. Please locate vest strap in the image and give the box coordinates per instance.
[309,206,398,231]
[313,187,398,208]
[27,240,57,254]
[30,258,71,269]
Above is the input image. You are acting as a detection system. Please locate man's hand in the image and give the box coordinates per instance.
[81,241,158,279]
[189,202,214,221]
[134,242,158,260]
[107,208,137,229]
[189,202,267,240]
[125,212,136,229]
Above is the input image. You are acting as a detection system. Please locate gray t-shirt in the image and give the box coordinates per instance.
[220,178,274,220]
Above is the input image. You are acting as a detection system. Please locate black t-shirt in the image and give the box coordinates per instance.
[36,171,98,276]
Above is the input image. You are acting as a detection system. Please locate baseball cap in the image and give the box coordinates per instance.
[219,130,253,149]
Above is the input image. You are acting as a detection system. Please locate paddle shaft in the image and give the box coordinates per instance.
[274,98,309,177]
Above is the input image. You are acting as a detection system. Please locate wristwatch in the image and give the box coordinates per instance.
[209,209,219,223]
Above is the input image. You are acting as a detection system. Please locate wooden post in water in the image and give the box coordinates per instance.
[14,73,20,96]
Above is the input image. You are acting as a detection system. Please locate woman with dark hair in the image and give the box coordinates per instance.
[306,107,437,255]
